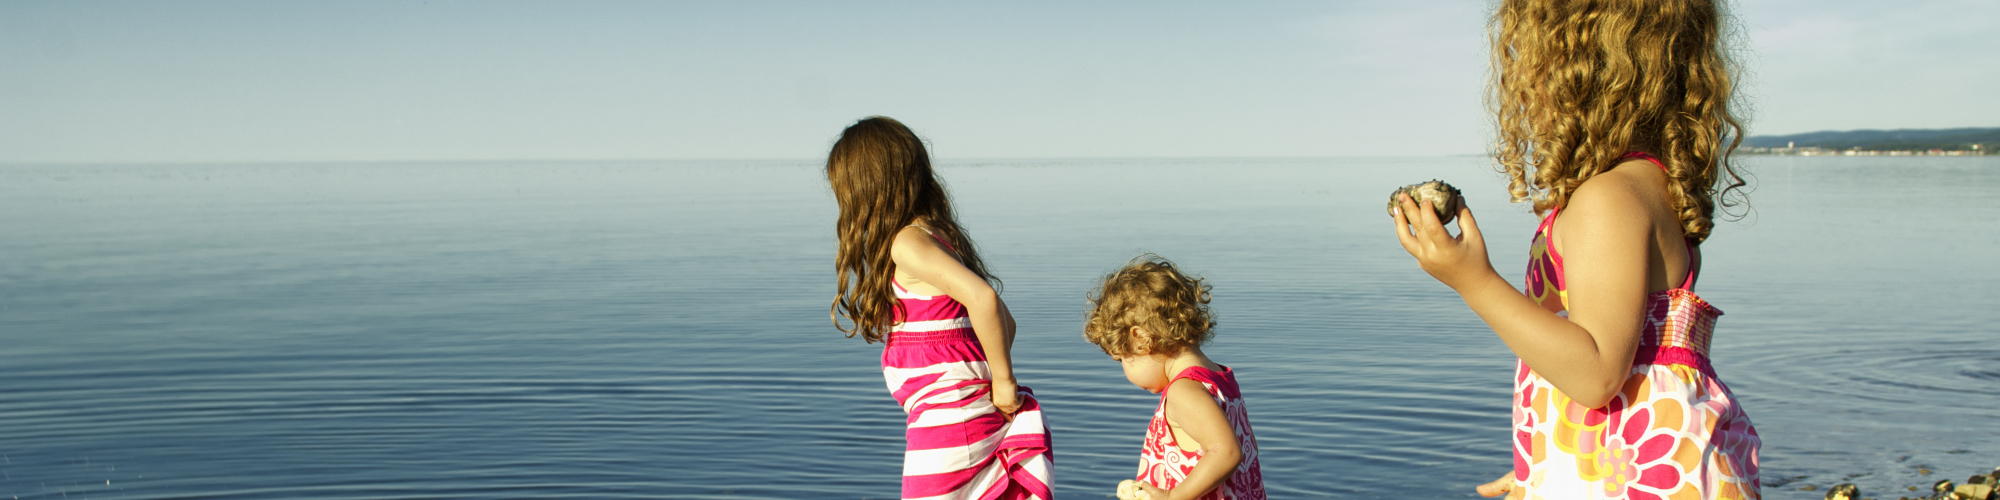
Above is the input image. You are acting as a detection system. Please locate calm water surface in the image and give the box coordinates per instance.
[2,157,1995,499]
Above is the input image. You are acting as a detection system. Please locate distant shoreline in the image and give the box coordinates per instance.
[1741,146,1987,156]
[1744,127,1997,156]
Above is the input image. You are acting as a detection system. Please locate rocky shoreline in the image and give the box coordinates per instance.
[1817,466,2000,500]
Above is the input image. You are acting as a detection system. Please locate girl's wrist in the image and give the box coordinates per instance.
[1448,269,1506,295]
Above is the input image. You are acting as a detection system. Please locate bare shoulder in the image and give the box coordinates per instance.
[1162,376,1236,454]
[1164,378,1219,413]
[1563,161,1665,231]
[888,225,945,263]
[1570,161,1663,208]
[889,226,978,298]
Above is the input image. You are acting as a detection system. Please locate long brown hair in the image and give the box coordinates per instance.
[1490,0,1749,243]
[827,116,998,343]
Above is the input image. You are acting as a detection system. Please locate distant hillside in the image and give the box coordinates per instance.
[1744,127,1999,152]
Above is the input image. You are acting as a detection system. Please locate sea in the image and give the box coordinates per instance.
[3,156,1995,499]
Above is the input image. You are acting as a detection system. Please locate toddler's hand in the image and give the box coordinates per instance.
[990,380,1021,421]
[1390,193,1496,291]
[1117,479,1162,500]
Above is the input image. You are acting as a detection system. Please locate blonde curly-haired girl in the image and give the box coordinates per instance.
[1391,0,1761,498]
[1084,255,1265,500]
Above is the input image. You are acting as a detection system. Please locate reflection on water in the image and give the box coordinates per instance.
[1,157,1994,499]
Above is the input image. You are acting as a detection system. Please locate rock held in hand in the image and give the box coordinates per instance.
[1387,180,1464,224]
[1826,483,1859,500]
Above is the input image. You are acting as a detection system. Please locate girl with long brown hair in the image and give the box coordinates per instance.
[827,116,1053,499]
[1390,0,1760,498]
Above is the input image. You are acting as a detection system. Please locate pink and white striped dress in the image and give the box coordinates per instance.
[882,279,1054,500]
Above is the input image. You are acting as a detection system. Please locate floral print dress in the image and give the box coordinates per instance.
[1136,366,1265,500]
[1514,154,1762,500]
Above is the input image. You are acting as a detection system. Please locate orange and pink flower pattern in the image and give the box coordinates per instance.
[1515,207,1762,499]
[1512,358,1761,500]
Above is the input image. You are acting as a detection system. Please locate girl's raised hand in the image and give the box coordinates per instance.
[1390,193,1496,291]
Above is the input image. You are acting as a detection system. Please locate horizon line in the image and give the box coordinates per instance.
[0,154,1499,167]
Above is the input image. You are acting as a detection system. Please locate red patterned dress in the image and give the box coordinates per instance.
[1136,366,1265,500]
[1511,153,1761,500]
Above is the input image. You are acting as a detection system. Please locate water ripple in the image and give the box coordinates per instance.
[3,158,1997,499]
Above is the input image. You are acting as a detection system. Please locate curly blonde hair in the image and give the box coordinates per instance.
[827,116,998,344]
[1082,255,1214,358]
[1490,0,1749,243]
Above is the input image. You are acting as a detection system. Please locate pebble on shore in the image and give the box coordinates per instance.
[1879,467,2000,500]
[1826,483,1859,500]
[1954,470,1999,500]
[1817,466,2000,500]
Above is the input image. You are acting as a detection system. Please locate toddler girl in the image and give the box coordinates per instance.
[827,116,1053,500]
[1391,0,1760,498]
[1083,255,1264,500]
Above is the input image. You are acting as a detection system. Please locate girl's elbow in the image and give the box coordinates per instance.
[1572,376,1631,409]
[963,286,999,308]
[1571,391,1616,409]
[1208,442,1243,469]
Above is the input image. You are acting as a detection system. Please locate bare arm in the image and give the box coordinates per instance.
[1390,177,1652,408]
[1137,379,1242,500]
[890,228,1022,415]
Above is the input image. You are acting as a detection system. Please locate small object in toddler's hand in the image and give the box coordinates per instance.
[1824,483,1858,500]
[1117,479,1152,500]
[1387,180,1464,224]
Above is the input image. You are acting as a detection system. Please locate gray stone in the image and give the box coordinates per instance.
[1387,180,1463,224]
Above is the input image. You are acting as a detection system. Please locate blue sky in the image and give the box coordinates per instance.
[1,0,1994,163]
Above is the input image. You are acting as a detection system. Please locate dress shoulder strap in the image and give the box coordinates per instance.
[1619,151,1668,173]
[893,225,961,297]
[1167,365,1243,401]
[907,224,960,254]
[1619,152,1702,290]
[1170,366,1204,385]
[1677,239,1700,291]
[1167,365,1225,388]
[1537,205,1566,274]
